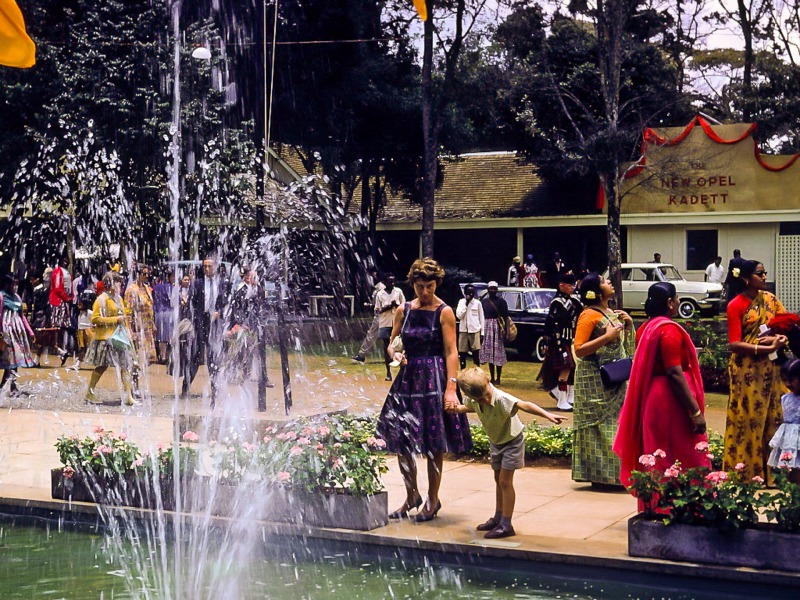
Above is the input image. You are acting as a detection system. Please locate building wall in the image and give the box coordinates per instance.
[627,223,779,281]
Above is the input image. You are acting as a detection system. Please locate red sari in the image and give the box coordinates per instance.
[614,316,710,491]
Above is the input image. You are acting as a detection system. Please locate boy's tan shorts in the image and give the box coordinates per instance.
[490,432,525,471]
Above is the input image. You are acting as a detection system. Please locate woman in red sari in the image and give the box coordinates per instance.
[614,282,709,494]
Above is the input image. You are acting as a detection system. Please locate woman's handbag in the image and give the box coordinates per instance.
[109,325,132,351]
[504,316,518,343]
[599,357,633,387]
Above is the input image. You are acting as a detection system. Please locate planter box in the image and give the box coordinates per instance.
[629,515,800,571]
[52,470,388,531]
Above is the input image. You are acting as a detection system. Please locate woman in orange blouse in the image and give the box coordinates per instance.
[571,273,634,486]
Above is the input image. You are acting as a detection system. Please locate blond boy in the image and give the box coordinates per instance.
[449,367,564,538]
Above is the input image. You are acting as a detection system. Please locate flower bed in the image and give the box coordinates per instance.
[627,445,800,570]
[53,416,389,530]
[467,422,572,460]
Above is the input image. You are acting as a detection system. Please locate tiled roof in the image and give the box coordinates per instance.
[273,148,568,223]
[379,152,553,222]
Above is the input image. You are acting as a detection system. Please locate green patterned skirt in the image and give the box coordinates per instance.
[571,358,625,485]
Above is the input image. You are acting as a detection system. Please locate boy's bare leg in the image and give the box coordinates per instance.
[499,468,516,518]
[477,469,503,530]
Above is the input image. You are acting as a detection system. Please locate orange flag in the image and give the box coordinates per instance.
[0,0,36,68]
[413,0,427,21]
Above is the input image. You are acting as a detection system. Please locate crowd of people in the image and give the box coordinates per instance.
[0,256,275,406]
[369,252,797,539]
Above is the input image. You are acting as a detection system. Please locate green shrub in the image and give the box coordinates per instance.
[708,429,724,470]
[467,423,571,459]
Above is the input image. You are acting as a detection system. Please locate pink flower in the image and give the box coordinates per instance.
[290,446,303,456]
[332,458,343,468]
[284,431,297,441]
[62,466,75,479]
[182,431,200,443]
[242,442,257,452]
[276,432,289,441]
[318,426,330,436]
[316,443,324,450]
[298,437,310,445]
[267,426,277,434]
[342,431,352,439]
[653,449,666,459]
[781,451,794,462]
[302,427,314,437]
[638,454,656,468]
[707,454,715,461]
[694,441,709,452]
[93,426,105,434]
[705,471,729,484]
[157,443,165,451]
[118,432,128,441]
[334,443,342,449]
[263,435,273,443]
[277,471,291,482]
[752,476,764,484]
[734,462,745,471]
[664,466,680,478]
[374,439,386,448]
[133,458,144,468]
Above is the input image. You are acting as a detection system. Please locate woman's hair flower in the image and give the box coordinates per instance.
[585,290,596,300]
[732,267,740,278]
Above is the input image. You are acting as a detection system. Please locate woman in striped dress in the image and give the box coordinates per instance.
[0,275,36,395]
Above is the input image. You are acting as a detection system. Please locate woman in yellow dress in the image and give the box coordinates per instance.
[124,264,157,365]
[724,259,788,482]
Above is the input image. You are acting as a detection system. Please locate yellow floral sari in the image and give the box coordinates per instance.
[724,291,786,483]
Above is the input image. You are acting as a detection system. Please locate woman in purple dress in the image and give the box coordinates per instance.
[377,258,472,522]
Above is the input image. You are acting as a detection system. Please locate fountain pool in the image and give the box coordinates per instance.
[0,511,785,600]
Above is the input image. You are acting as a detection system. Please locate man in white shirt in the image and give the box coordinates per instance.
[456,284,485,368]
[705,256,725,285]
[375,275,405,381]
[352,269,386,363]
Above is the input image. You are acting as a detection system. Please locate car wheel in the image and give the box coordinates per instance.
[534,336,547,362]
[677,300,697,319]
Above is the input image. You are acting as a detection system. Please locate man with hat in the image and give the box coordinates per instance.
[537,272,582,410]
[507,256,522,287]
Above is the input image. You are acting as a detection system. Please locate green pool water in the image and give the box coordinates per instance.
[0,514,782,599]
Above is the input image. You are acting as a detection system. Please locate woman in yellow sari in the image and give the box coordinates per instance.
[724,259,788,482]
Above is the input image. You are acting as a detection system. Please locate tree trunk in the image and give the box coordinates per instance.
[738,0,754,122]
[603,175,623,308]
[420,0,436,259]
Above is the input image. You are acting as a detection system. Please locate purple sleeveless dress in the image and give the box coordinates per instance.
[376,304,473,455]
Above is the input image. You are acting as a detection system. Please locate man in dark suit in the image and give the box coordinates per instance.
[184,256,229,404]
[724,249,746,304]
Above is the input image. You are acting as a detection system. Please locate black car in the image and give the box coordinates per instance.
[461,284,556,361]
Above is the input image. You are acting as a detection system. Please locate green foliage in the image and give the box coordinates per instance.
[629,445,767,534]
[523,423,573,458]
[707,430,725,470]
[467,423,571,459]
[766,468,800,533]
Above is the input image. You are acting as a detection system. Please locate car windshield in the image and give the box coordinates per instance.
[524,290,555,309]
[655,266,684,282]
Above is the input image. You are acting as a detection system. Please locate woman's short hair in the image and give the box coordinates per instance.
[644,282,676,318]
[102,271,119,290]
[407,257,445,286]
[579,273,602,305]
[728,259,761,298]
[457,366,489,399]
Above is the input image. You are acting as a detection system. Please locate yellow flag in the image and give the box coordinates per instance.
[0,0,36,68]
[413,0,427,21]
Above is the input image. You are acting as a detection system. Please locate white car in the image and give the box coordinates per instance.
[603,263,723,319]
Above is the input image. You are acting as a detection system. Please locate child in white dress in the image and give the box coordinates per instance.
[768,358,800,483]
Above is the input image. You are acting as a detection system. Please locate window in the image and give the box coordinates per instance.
[686,230,718,271]
[502,292,521,310]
